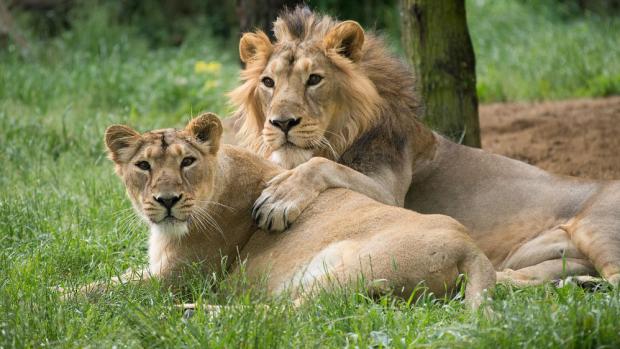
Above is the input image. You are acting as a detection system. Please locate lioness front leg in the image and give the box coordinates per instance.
[62,268,154,300]
[253,157,402,232]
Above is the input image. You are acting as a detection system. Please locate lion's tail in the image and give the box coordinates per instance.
[458,248,496,310]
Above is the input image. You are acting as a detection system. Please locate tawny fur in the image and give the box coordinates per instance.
[97,114,495,309]
[231,7,620,287]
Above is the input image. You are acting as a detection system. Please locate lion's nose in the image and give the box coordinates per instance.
[154,194,182,209]
[269,117,301,134]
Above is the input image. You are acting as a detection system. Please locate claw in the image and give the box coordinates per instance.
[252,195,269,220]
[283,207,289,230]
[262,206,275,230]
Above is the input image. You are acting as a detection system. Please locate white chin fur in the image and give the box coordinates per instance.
[150,220,189,239]
[269,147,313,169]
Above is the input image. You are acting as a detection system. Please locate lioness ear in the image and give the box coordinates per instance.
[323,20,365,62]
[239,31,273,64]
[186,112,223,154]
[105,125,141,163]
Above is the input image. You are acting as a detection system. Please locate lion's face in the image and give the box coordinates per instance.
[105,114,223,238]
[257,46,341,168]
[232,12,381,169]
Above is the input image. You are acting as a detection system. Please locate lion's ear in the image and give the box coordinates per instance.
[323,20,365,62]
[186,112,223,154]
[239,31,273,64]
[105,125,141,164]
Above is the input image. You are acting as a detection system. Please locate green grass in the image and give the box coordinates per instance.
[2,2,620,348]
[468,0,620,102]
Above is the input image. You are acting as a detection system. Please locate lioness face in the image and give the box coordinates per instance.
[236,19,380,169]
[105,114,223,238]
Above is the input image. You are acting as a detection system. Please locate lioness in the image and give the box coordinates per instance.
[101,113,494,308]
[230,7,620,286]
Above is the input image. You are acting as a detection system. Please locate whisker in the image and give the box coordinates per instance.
[195,200,237,212]
[190,206,228,243]
[309,136,339,161]
[111,207,135,216]
[189,212,211,241]
[116,211,142,234]
[320,129,347,148]
[321,137,339,160]
[190,210,213,239]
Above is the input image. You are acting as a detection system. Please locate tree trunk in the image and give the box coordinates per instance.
[400,0,481,147]
[0,0,29,51]
[236,0,301,39]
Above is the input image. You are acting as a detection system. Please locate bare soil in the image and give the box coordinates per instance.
[480,96,620,180]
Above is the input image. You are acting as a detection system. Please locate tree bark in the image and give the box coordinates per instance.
[400,0,481,147]
[0,0,28,51]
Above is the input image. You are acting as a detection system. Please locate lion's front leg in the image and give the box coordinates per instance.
[253,165,323,232]
[563,183,620,286]
[568,216,620,284]
[253,157,400,232]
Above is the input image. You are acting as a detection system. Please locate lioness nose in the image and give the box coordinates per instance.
[154,194,182,209]
[269,117,301,134]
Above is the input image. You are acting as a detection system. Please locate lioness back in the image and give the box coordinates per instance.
[240,188,494,307]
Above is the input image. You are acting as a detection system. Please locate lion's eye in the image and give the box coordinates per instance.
[135,161,151,171]
[181,157,196,168]
[307,74,323,86]
[261,77,275,88]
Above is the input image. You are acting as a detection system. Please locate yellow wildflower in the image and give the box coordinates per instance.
[194,60,222,74]
[202,80,220,91]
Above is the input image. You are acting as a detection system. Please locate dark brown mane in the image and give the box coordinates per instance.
[273,5,335,43]
[277,5,312,39]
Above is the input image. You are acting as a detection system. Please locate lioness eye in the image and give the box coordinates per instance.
[307,74,323,86]
[135,161,151,171]
[261,77,275,88]
[181,157,196,168]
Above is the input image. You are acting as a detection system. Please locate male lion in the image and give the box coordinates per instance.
[230,6,620,286]
[100,113,494,308]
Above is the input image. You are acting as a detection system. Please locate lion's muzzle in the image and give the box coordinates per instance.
[269,116,301,134]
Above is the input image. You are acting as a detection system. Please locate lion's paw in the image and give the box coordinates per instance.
[252,170,319,232]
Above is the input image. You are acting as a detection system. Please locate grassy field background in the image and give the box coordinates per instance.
[2,1,620,347]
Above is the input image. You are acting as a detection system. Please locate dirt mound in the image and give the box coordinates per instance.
[480,96,620,180]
